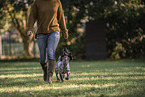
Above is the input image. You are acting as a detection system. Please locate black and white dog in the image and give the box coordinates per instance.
[55,47,73,82]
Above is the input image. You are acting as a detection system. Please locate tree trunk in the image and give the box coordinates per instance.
[0,35,2,58]
[21,34,34,57]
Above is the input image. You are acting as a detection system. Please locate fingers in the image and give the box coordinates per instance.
[64,32,69,39]
[64,36,68,39]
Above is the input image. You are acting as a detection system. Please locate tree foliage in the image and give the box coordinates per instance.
[60,0,145,59]
[104,0,145,59]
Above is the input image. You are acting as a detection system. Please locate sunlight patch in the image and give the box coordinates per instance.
[0,74,42,78]
[0,67,40,71]
[81,64,90,67]
[0,84,116,93]
[71,72,145,77]
[70,76,145,81]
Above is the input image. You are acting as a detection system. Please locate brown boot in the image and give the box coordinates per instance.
[47,60,56,84]
[40,63,48,81]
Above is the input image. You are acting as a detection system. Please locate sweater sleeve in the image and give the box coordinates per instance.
[57,0,68,34]
[27,1,38,32]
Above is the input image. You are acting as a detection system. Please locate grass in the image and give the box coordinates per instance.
[0,59,145,97]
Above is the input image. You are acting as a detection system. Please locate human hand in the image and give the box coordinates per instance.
[64,32,69,39]
[27,30,32,36]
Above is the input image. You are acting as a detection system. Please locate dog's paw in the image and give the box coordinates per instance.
[65,77,69,80]
[61,80,64,82]
[60,78,64,82]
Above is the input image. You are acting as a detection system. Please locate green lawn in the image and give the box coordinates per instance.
[0,59,145,97]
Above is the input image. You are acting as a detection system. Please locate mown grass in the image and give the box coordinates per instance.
[0,59,145,97]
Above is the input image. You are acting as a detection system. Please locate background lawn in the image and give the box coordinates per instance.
[0,59,145,97]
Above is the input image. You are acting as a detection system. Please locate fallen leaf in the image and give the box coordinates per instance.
[30,92,34,95]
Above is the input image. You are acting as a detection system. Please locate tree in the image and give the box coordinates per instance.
[0,0,34,56]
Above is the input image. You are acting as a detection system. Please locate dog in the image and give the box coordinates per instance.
[55,47,73,82]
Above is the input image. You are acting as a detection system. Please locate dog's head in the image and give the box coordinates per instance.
[62,56,70,66]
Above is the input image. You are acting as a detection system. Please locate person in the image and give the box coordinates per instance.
[27,0,68,84]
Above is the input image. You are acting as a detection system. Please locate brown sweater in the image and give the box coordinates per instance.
[27,0,68,34]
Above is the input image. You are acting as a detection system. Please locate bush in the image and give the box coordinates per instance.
[105,1,145,59]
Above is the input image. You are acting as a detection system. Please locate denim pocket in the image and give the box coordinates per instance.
[52,31,60,38]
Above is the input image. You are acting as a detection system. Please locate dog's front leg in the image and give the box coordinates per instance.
[56,73,60,82]
[59,73,64,82]
[65,72,70,80]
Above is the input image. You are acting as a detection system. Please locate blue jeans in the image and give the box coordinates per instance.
[37,31,60,64]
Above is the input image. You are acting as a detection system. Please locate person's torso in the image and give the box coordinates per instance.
[36,0,60,33]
